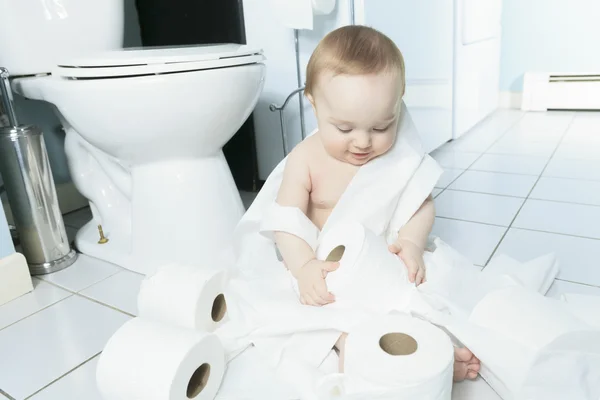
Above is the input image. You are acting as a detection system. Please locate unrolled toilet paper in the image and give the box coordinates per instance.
[312,221,414,314]
[270,0,336,30]
[96,317,225,400]
[342,313,454,399]
[137,264,228,332]
[464,286,600,400]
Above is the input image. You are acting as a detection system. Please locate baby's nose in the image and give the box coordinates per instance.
[354,132,371,149]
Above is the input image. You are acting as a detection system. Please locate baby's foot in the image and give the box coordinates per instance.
[453,347,480,381]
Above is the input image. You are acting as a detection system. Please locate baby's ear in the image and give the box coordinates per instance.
[306,93,316,109]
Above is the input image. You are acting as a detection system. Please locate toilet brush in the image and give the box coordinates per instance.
[0,67,77,275]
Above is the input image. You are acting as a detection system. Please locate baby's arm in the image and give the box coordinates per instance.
[274,148,339,306]
[274,149,316,275]
[397,194,435,250]
[389,194,435,284]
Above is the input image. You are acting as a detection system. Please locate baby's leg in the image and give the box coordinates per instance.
[334,333,479,380]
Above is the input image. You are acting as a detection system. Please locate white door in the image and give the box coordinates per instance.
[359,0,455,153]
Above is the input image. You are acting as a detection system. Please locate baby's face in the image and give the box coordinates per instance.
[308,71,401,166]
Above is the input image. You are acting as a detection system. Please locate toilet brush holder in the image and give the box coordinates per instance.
[0,67,77,275]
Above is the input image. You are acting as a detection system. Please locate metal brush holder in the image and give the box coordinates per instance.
[0,67,77,275]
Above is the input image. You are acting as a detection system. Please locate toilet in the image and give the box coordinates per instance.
[0,1,266,275]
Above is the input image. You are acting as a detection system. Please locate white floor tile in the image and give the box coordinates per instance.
[546,279,600,299]
[432,188,443,198]
[543,158,600,181]
[80,270,144,315]
[513,199,600,239]
[516,111,574,133]
[37,254,122,293]
[435,190,524,226]
[445,135,497,153]
[28,356,103,400]
[502,125,564,142]
[452,377,502,400]
[448,170,538,198]
[0,279,71,331]
[431,218,507,266]
[530,177,600,206]
[0,296,130,399]
[563,125,600,145]
[470,154,548,176]
[494,228,600,286]
[62,207,92,229]
[430,150,481,169]
[435,168,465,188]
[487,137,557,157]
[553,141,600,160]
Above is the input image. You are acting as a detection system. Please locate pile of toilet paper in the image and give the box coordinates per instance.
[96,264,231,400]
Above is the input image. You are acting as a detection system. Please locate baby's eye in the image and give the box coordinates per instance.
[336,126,352,133]
[372,126,390,132]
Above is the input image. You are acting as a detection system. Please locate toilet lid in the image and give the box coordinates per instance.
[53,44,264,79]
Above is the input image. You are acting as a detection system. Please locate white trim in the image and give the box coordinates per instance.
[499,91,523,109]
[2,182,88,225]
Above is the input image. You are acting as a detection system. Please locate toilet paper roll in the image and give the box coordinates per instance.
[343,313,454,399]
[137,264,228,332]
[270,0,336,30]
[96,317,225,400]
[313,221,413,314]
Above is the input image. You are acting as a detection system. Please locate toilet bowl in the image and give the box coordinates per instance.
[1,2,266,275]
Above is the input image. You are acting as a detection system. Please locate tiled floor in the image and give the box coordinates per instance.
[1,109,600,400]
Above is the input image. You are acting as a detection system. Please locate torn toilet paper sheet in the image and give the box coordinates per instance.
[482,253,559,296]
[560,292,600,329]
[420,286,600,400]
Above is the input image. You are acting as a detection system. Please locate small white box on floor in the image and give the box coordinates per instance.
[0,252,34,306]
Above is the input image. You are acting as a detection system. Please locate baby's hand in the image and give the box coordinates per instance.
[293,259,339,306]
[389,238,426,285]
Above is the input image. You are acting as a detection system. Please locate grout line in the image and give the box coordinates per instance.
[74,292,136,318]
[482,113,578,268]
[435,216,511,229]
[0,389,16,400]
[554,278,600,289]
[432,112,527,199]
[0,294,75,334]
[508,226,600,241]
[23,353,101,400]
[437,187,600,208]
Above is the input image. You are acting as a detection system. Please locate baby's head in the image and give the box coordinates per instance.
[305,25,405,166]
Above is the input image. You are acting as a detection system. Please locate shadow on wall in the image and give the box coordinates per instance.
[4,0,142,186]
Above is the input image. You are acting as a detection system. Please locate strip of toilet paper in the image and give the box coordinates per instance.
[260,202,320,251]
[96,317,225,400]
[462,286,600,400]
[311,220,414,314]
[482,253,559,295]
[342,313,454,399]
[560,292,600,329]
[269,0,336,30]
[137,264,228,332]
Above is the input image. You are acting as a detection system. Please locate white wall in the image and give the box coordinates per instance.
[0,201,14,259]
[243,0,354,180]
[500,0,600,92]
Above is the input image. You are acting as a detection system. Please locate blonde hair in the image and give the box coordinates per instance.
[305,25,406,98]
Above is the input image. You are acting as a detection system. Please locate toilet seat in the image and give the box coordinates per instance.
[52,44,264,79]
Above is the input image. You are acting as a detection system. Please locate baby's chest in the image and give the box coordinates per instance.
[310,169,356,209]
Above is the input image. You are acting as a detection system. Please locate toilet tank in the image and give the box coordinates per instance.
[0,0,125,76]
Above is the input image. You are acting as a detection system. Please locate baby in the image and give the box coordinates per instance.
[273,25,480,381]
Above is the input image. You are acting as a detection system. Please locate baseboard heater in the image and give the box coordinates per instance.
[521,72,600,111]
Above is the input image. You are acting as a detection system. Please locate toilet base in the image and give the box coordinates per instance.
[73,152,246,276]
